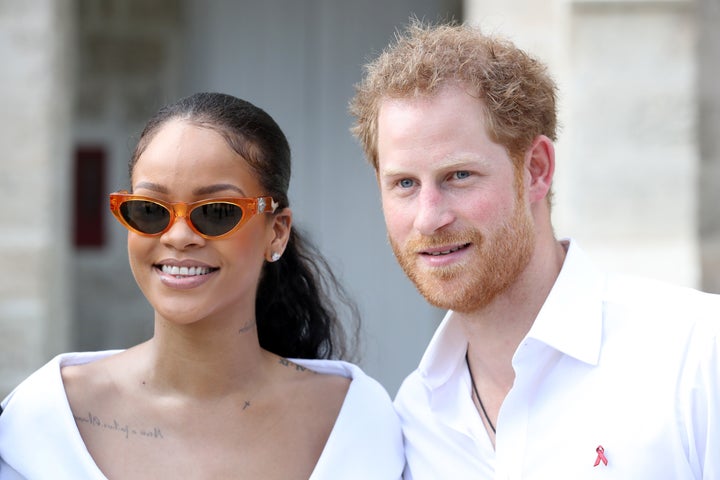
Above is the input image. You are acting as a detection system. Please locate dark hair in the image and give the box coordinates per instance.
[129,92,357,360]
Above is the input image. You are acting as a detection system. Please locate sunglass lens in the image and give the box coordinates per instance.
[190,203,243,236]
[121,200,170,234]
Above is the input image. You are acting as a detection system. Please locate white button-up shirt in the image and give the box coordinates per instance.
[395,240,720,479]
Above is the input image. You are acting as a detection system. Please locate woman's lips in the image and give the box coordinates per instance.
[154,262,219,289]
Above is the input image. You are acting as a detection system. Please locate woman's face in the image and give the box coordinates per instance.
[127,119,291,326]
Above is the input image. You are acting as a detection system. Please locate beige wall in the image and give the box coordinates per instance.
[0,0,75,395]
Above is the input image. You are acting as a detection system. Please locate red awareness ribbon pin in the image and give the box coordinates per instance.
[594,445,608,467]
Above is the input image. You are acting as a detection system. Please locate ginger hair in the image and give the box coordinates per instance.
[349,20,558,170]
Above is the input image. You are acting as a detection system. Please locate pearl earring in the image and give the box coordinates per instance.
[271,252,281,262]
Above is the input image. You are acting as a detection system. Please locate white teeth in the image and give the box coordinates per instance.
[161,265,211,276]
[428,246,463,256]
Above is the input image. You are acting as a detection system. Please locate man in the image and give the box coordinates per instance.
[350,21,720,479]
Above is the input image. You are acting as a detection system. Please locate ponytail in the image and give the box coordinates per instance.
[255,227,359,360]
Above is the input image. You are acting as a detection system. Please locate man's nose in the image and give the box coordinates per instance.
[413,185,454,235]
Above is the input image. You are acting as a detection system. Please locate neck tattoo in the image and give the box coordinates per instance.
[465,352,496,434]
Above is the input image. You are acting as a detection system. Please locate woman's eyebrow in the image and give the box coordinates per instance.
[133,181,167,193]
[132,182,247,196]
[193,184,246,196]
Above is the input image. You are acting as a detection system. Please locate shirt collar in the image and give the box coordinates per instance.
[417,309,468,390]
[415,310,481,439]
[525,239,605,366]
[416,239,605,393]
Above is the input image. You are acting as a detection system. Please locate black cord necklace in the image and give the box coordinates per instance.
[465,352,496,434]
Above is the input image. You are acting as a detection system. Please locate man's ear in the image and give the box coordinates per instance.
[265,208,292,262]
[525,135,555,204]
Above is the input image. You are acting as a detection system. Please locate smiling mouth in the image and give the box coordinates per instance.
[158,265,217,276]
[423,243,470,256]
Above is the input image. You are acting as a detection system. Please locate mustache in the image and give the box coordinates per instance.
[398,230,483,252]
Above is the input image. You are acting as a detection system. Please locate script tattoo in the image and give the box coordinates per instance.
[278,358,310,372]
[74,412,164,440]
[238,321,256,333]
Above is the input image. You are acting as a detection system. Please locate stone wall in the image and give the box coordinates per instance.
[698,0,720,293]
[562,0,700,288]
[0,0,75,396]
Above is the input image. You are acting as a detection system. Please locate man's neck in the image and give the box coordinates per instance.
[459,237,568,385]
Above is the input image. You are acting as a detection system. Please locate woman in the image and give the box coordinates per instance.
[0,93,404,479]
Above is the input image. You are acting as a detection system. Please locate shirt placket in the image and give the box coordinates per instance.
[495,339,560,480]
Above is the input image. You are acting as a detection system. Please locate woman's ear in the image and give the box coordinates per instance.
[524,135,555,204]
[266,208,292,262]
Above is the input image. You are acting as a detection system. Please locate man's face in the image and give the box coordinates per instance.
[376,84,535,313]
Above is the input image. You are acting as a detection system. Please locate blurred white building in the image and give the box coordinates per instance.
[1,0,718,397]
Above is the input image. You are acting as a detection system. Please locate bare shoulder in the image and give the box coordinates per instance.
[275,358,351,413]
[60,352,127,403]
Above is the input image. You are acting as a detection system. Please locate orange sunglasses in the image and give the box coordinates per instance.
[109,191,278,239]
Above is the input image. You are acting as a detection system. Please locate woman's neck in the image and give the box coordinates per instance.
[137,314,274,399]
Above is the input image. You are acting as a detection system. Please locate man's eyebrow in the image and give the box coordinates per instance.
[435,158,486,170]
[380,156,488,177]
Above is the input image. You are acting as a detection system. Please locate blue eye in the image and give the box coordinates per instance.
[454,171,470,180]
[398,178,414,188]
